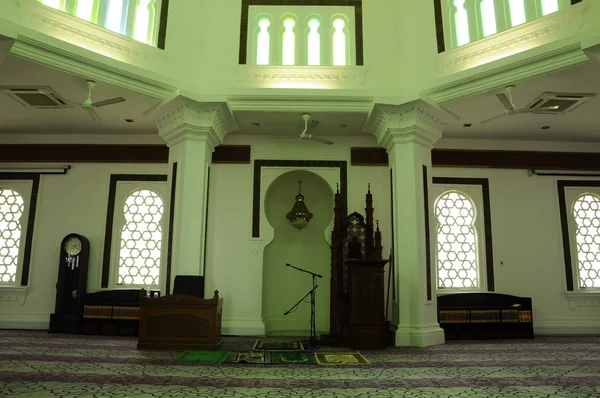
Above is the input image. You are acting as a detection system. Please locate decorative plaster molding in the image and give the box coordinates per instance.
[365,101,450,150]
[0,286,28,306]
[237,65,367,89]
[9,34,176,100]
[155,101,238,149]
[566,291,600,310]
[440,3,585,75]
[425,42,588,104]
[249,239,263,256]
[227,96,373,113]
[17,0,164,67]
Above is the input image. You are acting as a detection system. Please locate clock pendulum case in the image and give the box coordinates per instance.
[48,233,90,334]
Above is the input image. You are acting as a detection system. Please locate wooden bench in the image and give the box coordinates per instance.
[80,289,159,336]
[438,293,533,340]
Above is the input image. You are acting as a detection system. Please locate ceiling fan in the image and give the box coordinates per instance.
[298,113,334,145]
[480,85,559,124]
[65,80,125,121]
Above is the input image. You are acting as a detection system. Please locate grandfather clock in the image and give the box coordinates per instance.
[49,233,90,333]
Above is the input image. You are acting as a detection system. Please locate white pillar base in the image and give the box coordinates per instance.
[395,324,445,347]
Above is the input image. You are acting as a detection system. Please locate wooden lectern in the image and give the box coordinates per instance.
[137,290,223,350]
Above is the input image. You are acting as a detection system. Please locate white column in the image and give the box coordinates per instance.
[367,100,450,347]
[155,100,236,286]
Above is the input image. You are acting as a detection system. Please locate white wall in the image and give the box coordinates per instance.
[433,166,600,335]
[205,134,392,335]
[0,163,168,329]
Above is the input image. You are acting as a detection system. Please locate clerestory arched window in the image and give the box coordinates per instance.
[479,0,497,37]
[508,0,527,27]
[307,18,321,66]
[282,18,296,65]
[453,0,470,47]
[256,17,271,65]
[332,18,347,66]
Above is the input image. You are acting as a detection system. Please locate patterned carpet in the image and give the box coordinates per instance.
[0,331,599,397]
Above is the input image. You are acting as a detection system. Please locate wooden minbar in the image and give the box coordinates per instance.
[321,185,390,349]
[137,290,223,350]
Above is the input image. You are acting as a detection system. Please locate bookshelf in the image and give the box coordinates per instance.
[437,293,534,340]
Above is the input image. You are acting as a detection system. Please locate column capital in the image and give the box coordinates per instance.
[155,99,238,150]
[365,100,450,151]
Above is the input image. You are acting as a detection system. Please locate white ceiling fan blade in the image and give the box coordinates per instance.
[306,120,319,134]
[310,136,334,145]
[496,93,514,110]
[92,97,125,107]
[84,107,101,122]
[518,106,559,113]
[480,113,506,124]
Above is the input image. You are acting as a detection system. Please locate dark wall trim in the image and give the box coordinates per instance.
[432,177,495,291]
[0,144,253,165]
[432,149,600,171]
[571,0,583,4]
[433,0,445,53]
[0,145,169,163]
[165,163,177,295]
[238,0,364,65]
[5,145,600,171]
[212,145,251,164]
[252,160,347,237]
[101,174,168,288]
[157,0,169,50]
[350,147,388,166]
[556,180,600,291]
[423,166,433,300]
[0,173,40,286]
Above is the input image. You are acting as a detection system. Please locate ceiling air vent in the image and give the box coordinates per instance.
[2,86,69,109]
[526,92,596,115]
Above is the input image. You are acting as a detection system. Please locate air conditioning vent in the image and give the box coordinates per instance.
[526,92,596,114]
[1,86,70,109]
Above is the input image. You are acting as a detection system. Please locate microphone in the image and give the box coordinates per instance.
[286,263,291,266]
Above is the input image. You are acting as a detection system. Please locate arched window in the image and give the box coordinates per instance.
[75,0,96,22]
[256,18,271,65]
[133,0,156,44]
[540,0,559,16]
[282,18,296,65]
[453,0,470,47]
[0,189,24,284]
[435,191,479,289]
[479,0,497,37]
[572,194,600,289]
[307,18,321,66]
[332,18,346,66]
[42,0,65,10]
[105,0,125,35]
[117,189,163,286]
[508,0,526,27]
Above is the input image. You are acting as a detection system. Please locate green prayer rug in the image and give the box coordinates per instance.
[174,350,231,363]
[252,339,304,351]
[225,351,267,364]
[314,352,370,365]
[267,351,317,365]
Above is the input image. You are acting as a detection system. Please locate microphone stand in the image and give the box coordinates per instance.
[283,263,322,348]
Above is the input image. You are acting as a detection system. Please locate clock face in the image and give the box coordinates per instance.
[64,237,82,256]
